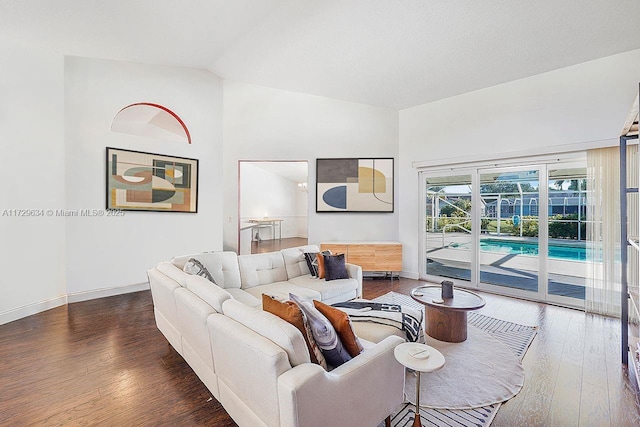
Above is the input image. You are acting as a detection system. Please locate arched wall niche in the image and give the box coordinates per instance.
[111,102,191,144]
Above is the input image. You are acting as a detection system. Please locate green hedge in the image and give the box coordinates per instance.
[427,214,584,240]
[548,214,586,240]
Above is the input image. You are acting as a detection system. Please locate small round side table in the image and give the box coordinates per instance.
[394,342,445,427]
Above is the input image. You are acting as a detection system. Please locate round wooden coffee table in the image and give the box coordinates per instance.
[411,285,485,343]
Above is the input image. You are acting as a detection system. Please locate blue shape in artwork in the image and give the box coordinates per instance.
[323,186,347,209]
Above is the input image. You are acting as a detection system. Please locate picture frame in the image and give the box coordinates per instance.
[316,157,394,212]
[106,147,199,212]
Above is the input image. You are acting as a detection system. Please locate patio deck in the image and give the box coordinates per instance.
[425,237,587,299]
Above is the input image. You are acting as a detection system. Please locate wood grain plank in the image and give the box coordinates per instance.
[582,314,608,387]
[547,361,582,426]
[579,382,611,427]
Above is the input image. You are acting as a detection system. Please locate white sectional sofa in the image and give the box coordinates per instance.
[147,245,405,427]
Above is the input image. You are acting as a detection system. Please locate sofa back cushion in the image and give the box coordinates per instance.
[222,299,311,367]
[185,275,232,313]
[172,252,241,289]
[156,261,190,287]
[237,252,287,289]
[280,245,319,279]
[183,258,215,282]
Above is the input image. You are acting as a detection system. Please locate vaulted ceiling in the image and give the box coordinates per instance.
[1,0,639,109]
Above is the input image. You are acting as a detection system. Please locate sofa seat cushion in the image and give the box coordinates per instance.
[359,338,375,350]
[350,322,407,344]
[288,275,358,303]
[243,281,321,302]
[226,288,261,308]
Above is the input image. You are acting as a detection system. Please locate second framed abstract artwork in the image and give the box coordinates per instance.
[316,158,394,212]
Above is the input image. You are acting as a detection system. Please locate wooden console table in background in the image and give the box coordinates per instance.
[320,241,402,277]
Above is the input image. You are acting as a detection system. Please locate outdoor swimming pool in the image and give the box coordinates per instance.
[450,239,586,261]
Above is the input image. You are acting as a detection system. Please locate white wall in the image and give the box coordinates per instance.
[64,57,223,296]
[295,184,309,238]
[399,49,640,278]
[239,162,307,241]
[0,43,67,321]
[223,81,399,252]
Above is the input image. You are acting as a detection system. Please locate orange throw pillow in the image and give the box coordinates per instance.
[313,300,364,358]
[262,294,327,368]
[316,253,327,279]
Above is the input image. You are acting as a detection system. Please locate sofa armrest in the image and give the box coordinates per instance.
[345,262,363,298]
[277,335,404,427]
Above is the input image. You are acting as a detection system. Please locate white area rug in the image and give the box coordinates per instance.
[405,325,524,409]
[373,292,537,427]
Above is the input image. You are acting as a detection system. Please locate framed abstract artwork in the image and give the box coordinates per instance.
[316,158,394,212]
[106,147,199,212]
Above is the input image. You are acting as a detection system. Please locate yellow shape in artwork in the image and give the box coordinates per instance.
[358,167,386,193]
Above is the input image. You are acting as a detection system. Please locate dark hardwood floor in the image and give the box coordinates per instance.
[251,237,308,254]
[1,278,639,426]
[0,292,236,426]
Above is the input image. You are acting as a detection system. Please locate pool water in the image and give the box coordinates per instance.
[450,239,586,261]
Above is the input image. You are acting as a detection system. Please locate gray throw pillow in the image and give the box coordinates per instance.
[323,253,349,281]
[289,293,352,367]
[183,258,215,283]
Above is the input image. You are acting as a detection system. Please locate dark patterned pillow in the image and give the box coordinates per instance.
[314,299,363,357]
[304,251,331,278]
[262,294,327,369]
[323,253,349,281]
[289,293,352,368]
[183,258,215,283]
[303,253,317,276]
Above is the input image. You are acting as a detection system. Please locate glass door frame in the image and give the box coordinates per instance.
[545,160,588,309]
[419,160,586,310]
[474,164,547,303]
[419,168,477,282]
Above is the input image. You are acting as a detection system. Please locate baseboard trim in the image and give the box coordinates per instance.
[0,282,151,326]
[67,282,150,304]
[400,271,420,280]
[0,295,68,326]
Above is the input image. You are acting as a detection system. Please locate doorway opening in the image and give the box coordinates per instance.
[238,161,309,254]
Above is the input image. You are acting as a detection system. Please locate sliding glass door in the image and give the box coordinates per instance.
[421,159,586,308]
[423,174,474,284]
[478,167,542,299]
[547,163,587,306]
